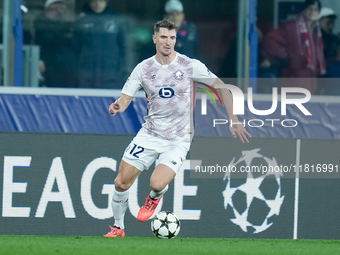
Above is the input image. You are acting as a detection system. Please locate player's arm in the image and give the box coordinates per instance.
[109,94,133,116]
[212,78,251,143]
[192,59,251,143]
[109,63,142,116]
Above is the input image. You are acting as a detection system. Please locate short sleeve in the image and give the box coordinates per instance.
[191,59,217,86]
[121,64,143,96]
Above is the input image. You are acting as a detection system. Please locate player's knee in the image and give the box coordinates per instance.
[149,179,166,192]
[114,178,132,191]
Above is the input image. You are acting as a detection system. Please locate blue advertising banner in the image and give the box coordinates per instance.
[0,89,340,139]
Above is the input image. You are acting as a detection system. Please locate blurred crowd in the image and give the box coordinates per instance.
[16,0,340,95]
[34,0,126,89]
[25,0,198,89]
[259,0,340,95]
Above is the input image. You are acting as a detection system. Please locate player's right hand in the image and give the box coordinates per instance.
[109,102,120,116]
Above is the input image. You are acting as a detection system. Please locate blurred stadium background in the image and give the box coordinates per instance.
[0,0,340,246]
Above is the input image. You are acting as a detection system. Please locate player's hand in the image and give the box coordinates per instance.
[109,102,120,116]
[229,123,251,143]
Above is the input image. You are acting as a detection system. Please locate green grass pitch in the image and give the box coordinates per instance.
[0,236,339,255]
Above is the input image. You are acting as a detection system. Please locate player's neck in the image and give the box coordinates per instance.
[155,52,177,65]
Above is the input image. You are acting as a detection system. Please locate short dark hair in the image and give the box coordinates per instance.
[154,19,177,34]
[303,0,321,11]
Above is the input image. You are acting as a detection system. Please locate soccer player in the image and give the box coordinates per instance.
[104,19,250,237]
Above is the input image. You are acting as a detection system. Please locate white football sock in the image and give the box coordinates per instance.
[111,187,129,229]
[149,184,169,199]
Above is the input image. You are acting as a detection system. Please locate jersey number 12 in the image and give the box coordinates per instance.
[130,143,144,158]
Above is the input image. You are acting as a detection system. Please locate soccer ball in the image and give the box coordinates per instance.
[151,211,180,239]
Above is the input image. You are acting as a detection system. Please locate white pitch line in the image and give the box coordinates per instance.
[293,139,301,239]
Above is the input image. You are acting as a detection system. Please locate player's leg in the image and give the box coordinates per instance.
[105,160,141,237]
[105,139,158,236]
[113,160,141,226]
[137,144,188,222]
[137,164,175,222]
[149,164,175,198]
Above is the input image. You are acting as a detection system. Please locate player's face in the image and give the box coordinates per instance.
[153,28,177,57]
[303,4,320,21]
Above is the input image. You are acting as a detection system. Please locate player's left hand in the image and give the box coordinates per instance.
[229,123,251,143]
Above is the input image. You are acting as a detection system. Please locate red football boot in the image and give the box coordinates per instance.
[104,225,125,238]
[137,195,163,222]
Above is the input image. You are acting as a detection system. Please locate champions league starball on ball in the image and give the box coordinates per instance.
[151,211,181,239]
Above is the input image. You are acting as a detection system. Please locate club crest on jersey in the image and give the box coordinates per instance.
[173,70,184,80]
[151,74,156,80]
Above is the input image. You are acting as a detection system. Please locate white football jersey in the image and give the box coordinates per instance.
[122,53,217,143]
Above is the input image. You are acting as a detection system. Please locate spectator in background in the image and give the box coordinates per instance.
[319,7,338,59]
[73,0,126,89]
[261,0,326,95]
[318,8,340,95]
[257,28,287,94]
[165,0,198,58]
[34,0,77,87]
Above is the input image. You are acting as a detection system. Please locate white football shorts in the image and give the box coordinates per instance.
[122,131,190,173]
